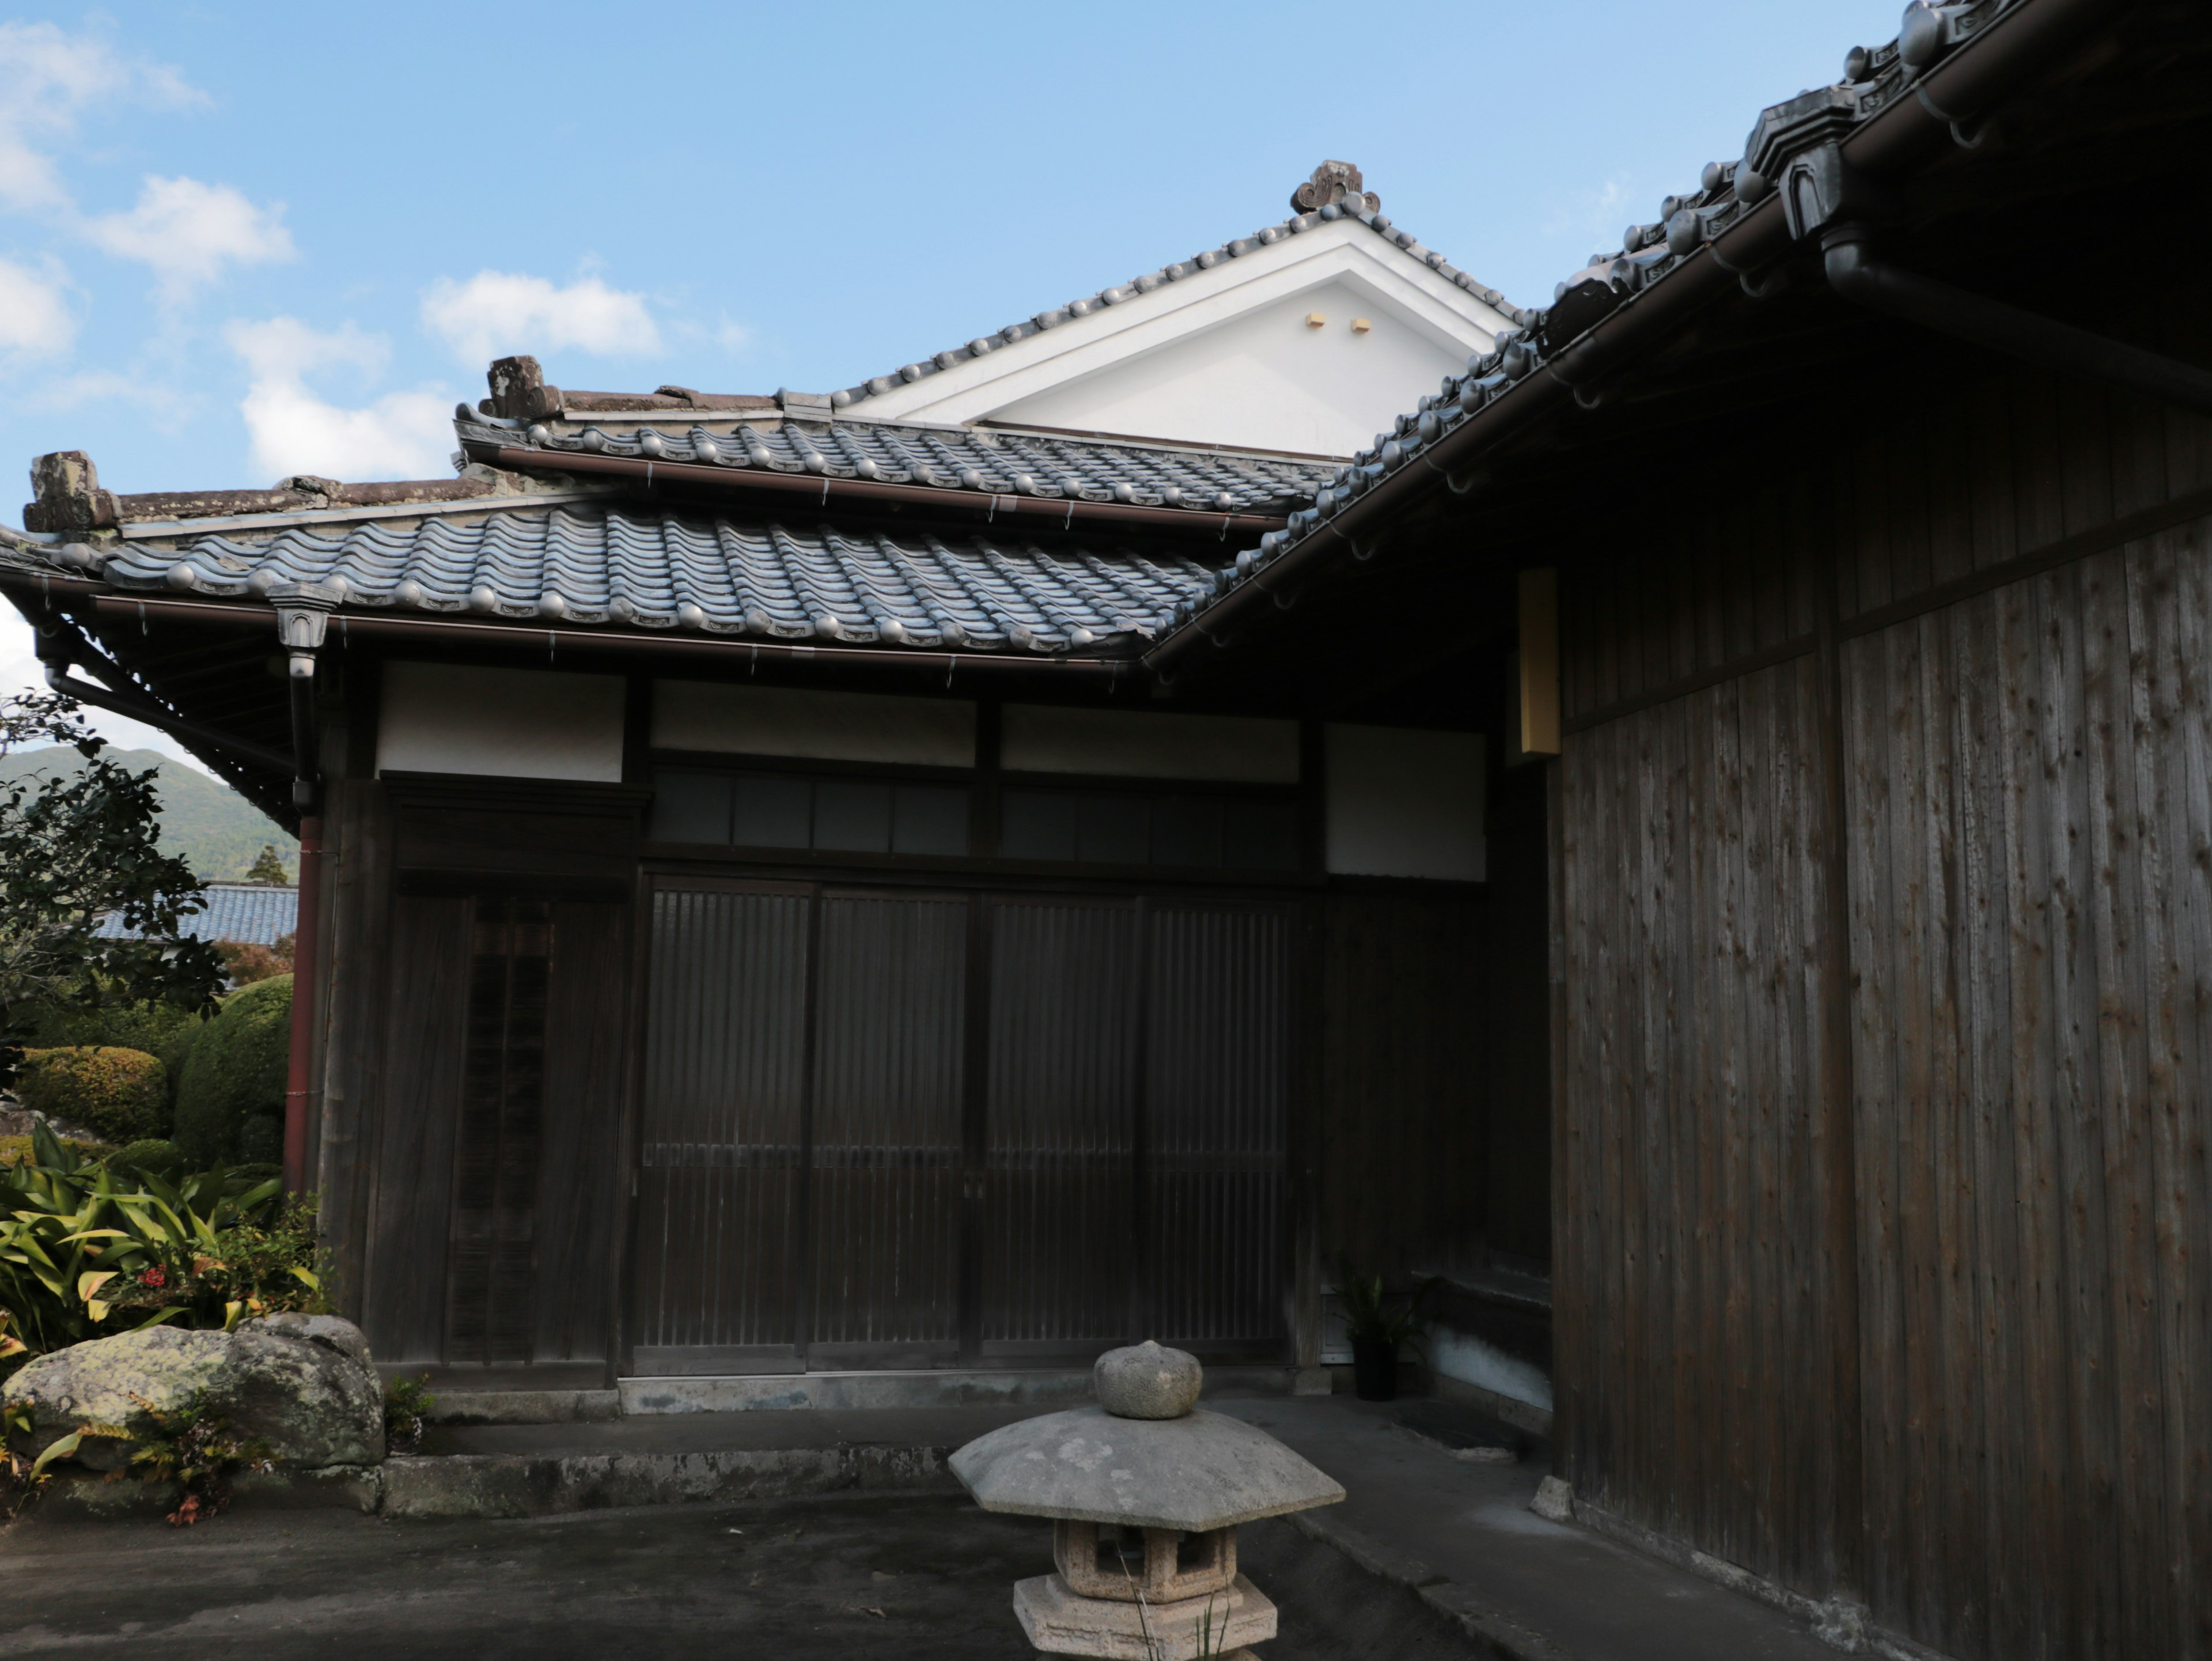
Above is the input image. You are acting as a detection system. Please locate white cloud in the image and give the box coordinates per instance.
[421,270,661,366]
[0,255,74,360]
[0,22,203,215]
[224,317,452,483]
[85,176,295,301]
[26,367,198,433]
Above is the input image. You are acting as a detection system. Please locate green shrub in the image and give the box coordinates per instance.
[17,994,210,1114]
[172,976,290,1170]
[109,1138,182,1179]
[20,994,204,1061]
[14,1047,168,1141]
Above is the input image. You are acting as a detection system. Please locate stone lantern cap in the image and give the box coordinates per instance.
[950,1341,1344,1534]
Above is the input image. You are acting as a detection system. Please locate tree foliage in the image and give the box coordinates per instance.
[0,694,226,1088]
[244,845,289,885]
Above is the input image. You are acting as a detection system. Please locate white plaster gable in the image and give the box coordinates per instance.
[847,215,1515,458]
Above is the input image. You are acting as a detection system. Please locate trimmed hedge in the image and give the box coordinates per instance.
[18,995,211,1111]
[172,974,291,1169]
[109,1137,183,1178]
[14,1046,168,1141]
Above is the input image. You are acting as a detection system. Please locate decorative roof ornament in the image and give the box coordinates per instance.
[1290,160,1380,216]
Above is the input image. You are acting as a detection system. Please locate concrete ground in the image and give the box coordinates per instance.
[0,1493,1479,1660]
[2,1388,1847,1660]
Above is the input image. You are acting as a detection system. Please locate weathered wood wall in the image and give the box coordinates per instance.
[1318,891,1489,1279]
[313,775,635,1371]
[1556,657,1850,1592]
[1553,361,2212,1660]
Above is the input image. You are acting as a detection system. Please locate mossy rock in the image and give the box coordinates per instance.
[172,975,291,1170]
[14,1047,168,1141]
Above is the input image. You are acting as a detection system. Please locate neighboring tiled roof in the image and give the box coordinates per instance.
[829,199,1536,411]
[98,883,297,947]
[461,415,1332,515]
[1167,0,2034,638]
[90,502,1218,654]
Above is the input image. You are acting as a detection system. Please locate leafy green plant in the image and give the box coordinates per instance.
[15,1046,168,1141]
[172,974,291,1168]
[384,1373,436,1454]
[0,1119,323,1376]
[125,1391,275,1526]
[0,693,226,1089]
[1332,1250,1440,1361]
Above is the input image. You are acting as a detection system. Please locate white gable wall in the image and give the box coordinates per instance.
[851,216,1511,457]
[991,279,1472,459]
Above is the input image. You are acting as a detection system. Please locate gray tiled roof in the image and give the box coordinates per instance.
[1170,0,2029,636]
[98,883,297,947]
[464,416,1332,513]
[94,502,1219,654]
[829,201,1535,410]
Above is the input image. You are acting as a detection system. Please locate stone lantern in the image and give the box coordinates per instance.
[951,1341,1344,1660]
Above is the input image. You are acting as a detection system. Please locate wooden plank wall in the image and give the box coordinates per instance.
[1556,656,1847,1592]
[1842,524,2212,1659]
[1554,350,2212,1659]
[1319,891,1488,1280]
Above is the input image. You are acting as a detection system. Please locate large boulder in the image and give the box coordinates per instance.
[2,1316,384,1471]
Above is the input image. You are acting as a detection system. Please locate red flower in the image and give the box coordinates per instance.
[140,1265,168,1288]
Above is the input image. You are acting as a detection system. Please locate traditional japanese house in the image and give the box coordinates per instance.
[5,1,2209,1653]
[0,164,1531,1401]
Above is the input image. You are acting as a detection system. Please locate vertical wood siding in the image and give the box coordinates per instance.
[628,884,1293,1369]
[534,900,630,1361]
[631,887,810,1368]
[808,894,967,1363]
[1146,906,1293,1350]
[982,899,1141,1350]
[1842,526,2212,1660]
[1319,892,1488,1278]
[359,893,472,1363]
[1555,350,2212,1658]
[1557,656,1844,1592]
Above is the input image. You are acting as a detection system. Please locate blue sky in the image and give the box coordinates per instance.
[1,0,1902,763]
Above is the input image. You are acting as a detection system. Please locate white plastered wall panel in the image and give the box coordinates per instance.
[855,216,1510,455]
[1324,724,1485,881]
[1002,704,1300,783]
[377,662,626,782]
[993,280,1472,458]
[653,680,976,767]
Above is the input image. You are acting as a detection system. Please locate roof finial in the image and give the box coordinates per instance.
[1291,160,1379,215]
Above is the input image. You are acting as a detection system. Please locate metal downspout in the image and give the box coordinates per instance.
[271,582,339,1197]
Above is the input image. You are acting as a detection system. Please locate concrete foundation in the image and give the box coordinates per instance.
[620,1366,1296,1417]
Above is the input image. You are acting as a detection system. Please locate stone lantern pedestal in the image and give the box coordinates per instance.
[951,1341,1343,1660]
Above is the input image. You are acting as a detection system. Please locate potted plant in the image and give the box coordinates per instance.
[1333,1253,1438,1402]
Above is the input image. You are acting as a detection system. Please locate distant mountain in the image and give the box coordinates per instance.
[0,745,297,882]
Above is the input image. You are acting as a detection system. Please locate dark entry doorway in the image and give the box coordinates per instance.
[627,880,1291,1375]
